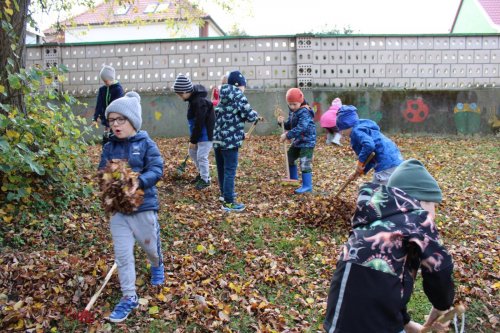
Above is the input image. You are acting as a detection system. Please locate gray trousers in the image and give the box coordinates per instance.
[188,141,213,182]
[110,211,163,297]
[372,166,398,185]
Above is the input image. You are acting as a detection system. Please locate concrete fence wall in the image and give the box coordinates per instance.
[27,34,500,137]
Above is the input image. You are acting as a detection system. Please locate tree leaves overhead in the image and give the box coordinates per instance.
[0,135,498,332]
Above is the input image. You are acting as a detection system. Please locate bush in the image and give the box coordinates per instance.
[0,62,92,242]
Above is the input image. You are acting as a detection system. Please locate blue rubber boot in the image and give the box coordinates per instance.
[289,165,299,180]
[295,172,313,194]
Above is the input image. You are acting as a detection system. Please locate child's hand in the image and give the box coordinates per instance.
[403,321,423,333]
[277,115,284,123]
[356,161,365,175]
[280,132,289,142]
[93,120,99,128]
[422,307,451,332]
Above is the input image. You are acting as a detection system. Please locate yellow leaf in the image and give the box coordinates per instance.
[493,281,500,290]
[6,130,20,139]
[148,305,159,314]
[0,85,4,93]
[50,327,57,333]
[13,300,23,310]
[14,319,24,330]
[156,293,165,301]
[196,244,206,252]
[306,297,314,304]
[44,77,53,85]
[3,215,13,223]
[5,8,14,16]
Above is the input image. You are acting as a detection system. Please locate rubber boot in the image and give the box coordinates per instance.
[289,165,298,180]
[295,172,313,194]
[332,132,342,146]
[325,133,333,145]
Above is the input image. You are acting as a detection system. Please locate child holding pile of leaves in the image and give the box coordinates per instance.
[98,92,164,323]
[336,105,403,184]
[277,88,317,194]
[173,74,215,190]
[213,70,259,212]
[324,159,455,333]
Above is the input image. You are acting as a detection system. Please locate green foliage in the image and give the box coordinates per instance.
[0,60,91,229]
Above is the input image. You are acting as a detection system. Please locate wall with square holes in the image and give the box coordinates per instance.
[26,35,499,96]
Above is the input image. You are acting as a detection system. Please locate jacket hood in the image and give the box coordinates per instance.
[189,84,208,100]
[218,84,241,101]
[355,119,380,131]
[351,183,423,228]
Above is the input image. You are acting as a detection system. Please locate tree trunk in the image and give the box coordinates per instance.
[0,0,31,116]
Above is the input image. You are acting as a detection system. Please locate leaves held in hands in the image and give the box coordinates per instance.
[97,159,144,214]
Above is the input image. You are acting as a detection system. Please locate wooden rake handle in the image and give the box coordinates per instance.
[84,262,117,311]
[334,152,376,198]
[420,305,466,333]
[246,118,261,136]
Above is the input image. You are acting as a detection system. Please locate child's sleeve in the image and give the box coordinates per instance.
[190,99,208,144]
[93,88,103,122]
[97,143,109,170]
[283,113,292,130]
[236,91,258,122]
[353,128,376,167]
[111,84,125,102]
[409,212,455,311]
[138,139,164,189]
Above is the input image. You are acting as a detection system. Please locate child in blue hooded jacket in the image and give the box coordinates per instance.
[336,105,403,184]
[278,88,317,193]
[98,92,164,323]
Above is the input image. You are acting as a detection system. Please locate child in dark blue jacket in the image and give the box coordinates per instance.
[278,88,317,193]
[173,74,215,190]
[98,92,164,323]
[213,71,259,212]
[336,105,403,184]
[93,65,124,145]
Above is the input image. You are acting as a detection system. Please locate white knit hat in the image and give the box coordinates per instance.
[100,65,116,81]
[105,92,142,131]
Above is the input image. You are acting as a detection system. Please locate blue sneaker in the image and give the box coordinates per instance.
[108,295,139,323]
[222,202,245,212]
[151,265,165,286]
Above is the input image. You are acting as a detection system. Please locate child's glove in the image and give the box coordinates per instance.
[355,161,365,175]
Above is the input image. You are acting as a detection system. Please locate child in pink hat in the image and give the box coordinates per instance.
[320,97,342,145]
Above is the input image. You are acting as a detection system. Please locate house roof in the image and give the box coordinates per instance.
[478,0,500,25]
[45,0,207,33]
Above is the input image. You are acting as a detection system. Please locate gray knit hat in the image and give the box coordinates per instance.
[387,159,442,203]
[105,92,142,131]
[100,65,116,81]
[173,74,193,93]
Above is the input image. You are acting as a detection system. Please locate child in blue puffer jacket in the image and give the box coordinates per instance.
[98,92,164,323]
[336,105,403,184]
[278,88,317,194]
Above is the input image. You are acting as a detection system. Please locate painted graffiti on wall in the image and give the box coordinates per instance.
[402,98,429,123]
[454,91,481,135]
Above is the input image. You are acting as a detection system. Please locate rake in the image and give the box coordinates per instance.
[274,105,299,186]
[334,152,376,198]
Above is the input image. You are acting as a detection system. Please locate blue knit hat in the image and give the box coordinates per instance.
[105,92,142,131]
[336,105,359,131]
[228,70,246,87]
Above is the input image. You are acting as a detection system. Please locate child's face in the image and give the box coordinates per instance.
[103,79,113,86]
[288,102,301,112]
[108,112,136,139]
[176,92,192,101]
[237,86,246,92]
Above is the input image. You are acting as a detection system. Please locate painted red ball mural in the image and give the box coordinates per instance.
[402,98,429,123]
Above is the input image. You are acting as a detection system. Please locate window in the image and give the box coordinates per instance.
[114,4,131,15]
[144,3,158,13]
[156,2,170,12]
